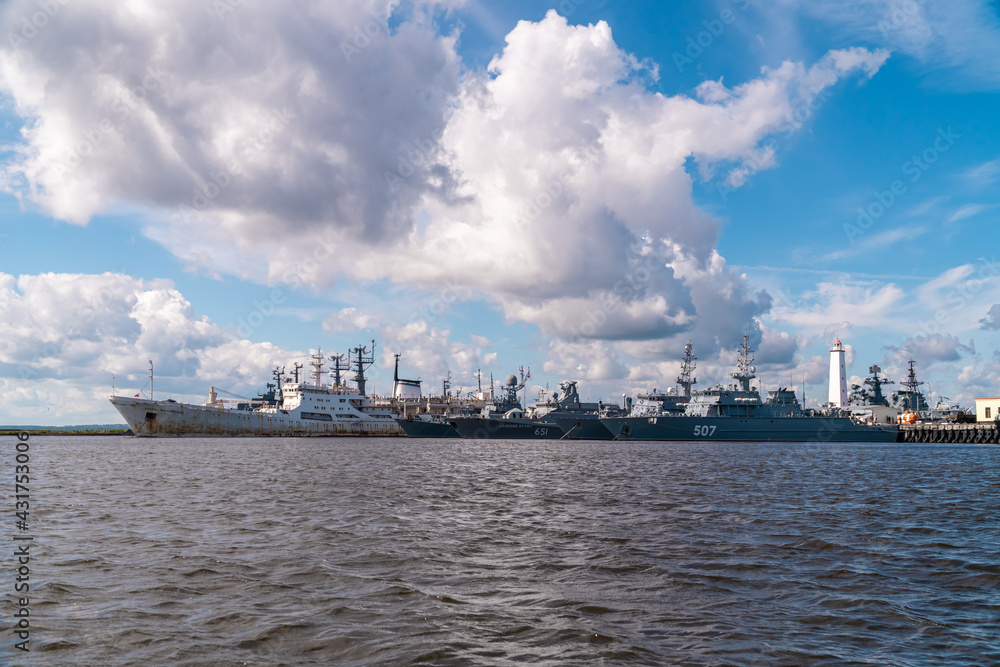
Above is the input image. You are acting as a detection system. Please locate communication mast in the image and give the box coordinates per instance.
[309,348,327,387]
[329,353,347,388]
[731,333,756,392]
[351,340,376,396]
[676,341,697,398]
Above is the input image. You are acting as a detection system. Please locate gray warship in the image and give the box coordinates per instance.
[442,370,616,440]
[447,369,567,439]
[602,335,899,443]
[395,368,487,438]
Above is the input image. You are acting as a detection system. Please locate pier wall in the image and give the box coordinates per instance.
[900,422,999,444]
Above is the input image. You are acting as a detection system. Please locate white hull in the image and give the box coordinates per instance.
[110,396,404,437]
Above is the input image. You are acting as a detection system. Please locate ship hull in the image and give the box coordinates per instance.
[395,418,460,438]
[602,415,899,443]
[110,396,404,437]
[549,416,615,440]
[450,417,566,440]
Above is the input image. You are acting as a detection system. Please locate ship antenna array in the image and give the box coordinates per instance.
[351,339,376,396]
[902,359,925,393]
[864,364,893,406]
[309,347,326,387]
[676,340,698,398]
[329,353,347,388]
[272,366,285,400]
[731,333,756,392]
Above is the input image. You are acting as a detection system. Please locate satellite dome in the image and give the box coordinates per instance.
[505,374,518,387]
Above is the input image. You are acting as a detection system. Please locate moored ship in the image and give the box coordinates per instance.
[110,343,404,437]
[603,335,899,443]
[448,369,568,439]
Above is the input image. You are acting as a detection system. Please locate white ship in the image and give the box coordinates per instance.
[110,343,404,437]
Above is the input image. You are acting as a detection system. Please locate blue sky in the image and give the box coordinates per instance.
[1,0,998,424]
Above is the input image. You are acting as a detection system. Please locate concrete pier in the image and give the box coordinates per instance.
[899,422,999,444]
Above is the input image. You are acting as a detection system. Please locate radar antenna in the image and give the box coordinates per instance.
[351,339,376,396]
[329,353,347,388]
[272,365,285,400]
[731,333,756,392]
[676,340,698,398]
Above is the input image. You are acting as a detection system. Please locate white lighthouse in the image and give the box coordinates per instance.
[828,337,848,407]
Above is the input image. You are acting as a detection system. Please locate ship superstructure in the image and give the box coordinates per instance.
[888,360,929,414]
[603,334,898,442]
[629,341,698,417]
[110,344,404,437]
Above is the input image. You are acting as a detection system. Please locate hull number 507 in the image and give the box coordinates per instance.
[693,425,717,437]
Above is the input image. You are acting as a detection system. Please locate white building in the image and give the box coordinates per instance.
[828,338,847,408]
[974,398,1000,422]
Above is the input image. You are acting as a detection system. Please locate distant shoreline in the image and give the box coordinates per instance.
[1,429,132,436]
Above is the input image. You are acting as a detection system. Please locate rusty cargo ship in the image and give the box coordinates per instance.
[110,343,405,437]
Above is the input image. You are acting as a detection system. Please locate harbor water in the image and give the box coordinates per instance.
[3,436,999,665]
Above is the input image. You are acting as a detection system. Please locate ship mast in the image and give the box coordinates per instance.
[272,365,285,400]
[676,340,697,398]
[309,347,326,387]
[731,333,756,393]
[351,339,376,396]
[291,362,303,384]
[149,359,154,401]
[899,359,925,411]
[329,354,346,388]
[443,371,452,399]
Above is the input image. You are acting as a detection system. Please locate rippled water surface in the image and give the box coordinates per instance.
[3,436,999,665]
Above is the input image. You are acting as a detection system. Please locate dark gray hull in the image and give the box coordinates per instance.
[549,416,615,440]
[450,417,565,440]
[395,418,460,438]
[602,415,899,443]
